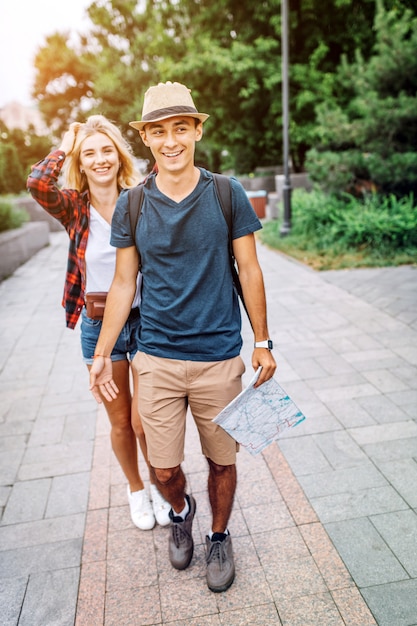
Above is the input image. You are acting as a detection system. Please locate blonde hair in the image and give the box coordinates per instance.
[64,115,141,191]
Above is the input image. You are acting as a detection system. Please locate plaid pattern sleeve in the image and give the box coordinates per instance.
[27,150,76,229]
[27,151,90,329]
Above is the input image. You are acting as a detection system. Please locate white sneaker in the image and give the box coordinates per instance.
[127,486,155,530]
[150,484,171,527]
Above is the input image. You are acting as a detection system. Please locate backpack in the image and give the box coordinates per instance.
[127,173,251,325]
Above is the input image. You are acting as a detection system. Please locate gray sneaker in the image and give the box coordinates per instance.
[205,533,235,592]
[168,494,196,570]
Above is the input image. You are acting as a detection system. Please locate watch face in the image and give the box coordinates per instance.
[267,340,273,350]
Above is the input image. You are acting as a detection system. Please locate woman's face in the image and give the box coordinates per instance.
[79,132,119,187]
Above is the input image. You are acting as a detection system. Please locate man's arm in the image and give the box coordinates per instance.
[89,245,139,402]
[233,233,276,387]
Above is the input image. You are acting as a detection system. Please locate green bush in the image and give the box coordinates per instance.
[0,143,26,194]
[0,201,28,233]
[336,193,417,252]
[365,152,417,195]
[259,188,417,267]
[305,149,367,194]
[305,5,417,200]
[307,149,417,197]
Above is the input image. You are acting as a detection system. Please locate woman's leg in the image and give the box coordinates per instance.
[130,362,171,526]
[130,363,149,471]
[88,359,155,529]
[88,359,143,492]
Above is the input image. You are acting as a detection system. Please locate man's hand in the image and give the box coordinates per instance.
[252,349,277,387]
[89,356,119,403]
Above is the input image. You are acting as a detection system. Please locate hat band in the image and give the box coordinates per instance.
[142,105,199,122]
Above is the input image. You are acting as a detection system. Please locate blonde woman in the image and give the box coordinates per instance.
[27,115,169,530]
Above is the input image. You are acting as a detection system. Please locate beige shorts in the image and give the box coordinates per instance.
[133,352,245,468]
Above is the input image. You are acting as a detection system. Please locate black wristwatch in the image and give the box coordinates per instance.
[254,339,273,350]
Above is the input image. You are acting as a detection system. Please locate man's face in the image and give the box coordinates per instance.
[140,116,203,174]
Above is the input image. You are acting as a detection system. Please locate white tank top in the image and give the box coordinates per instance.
[86,205,141,307]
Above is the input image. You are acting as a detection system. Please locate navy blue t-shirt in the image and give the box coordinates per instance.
[111,168,261,361]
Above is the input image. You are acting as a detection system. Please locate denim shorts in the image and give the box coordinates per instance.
[80,306,140,364]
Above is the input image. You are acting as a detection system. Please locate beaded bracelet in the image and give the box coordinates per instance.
[93,354,110,359]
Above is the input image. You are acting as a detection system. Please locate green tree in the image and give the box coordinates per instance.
[32,0,285,172]
[305,1,417,196]
[0,119,53,192]
[32,32,96,136]
[31,0,415,174]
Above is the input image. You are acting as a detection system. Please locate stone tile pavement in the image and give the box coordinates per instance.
[0,231,416,625]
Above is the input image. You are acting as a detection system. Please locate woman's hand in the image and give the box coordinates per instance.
[59,122,82,156]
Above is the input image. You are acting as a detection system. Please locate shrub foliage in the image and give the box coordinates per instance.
[305,3,417,198]
[259,189,417,269]
[0,201,28,233]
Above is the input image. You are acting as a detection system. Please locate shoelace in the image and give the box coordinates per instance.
[207,540,226,567]
[171,519,190,547]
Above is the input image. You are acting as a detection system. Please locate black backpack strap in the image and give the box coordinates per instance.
[128,183,144,237]
[213,173,252,328]
[213,173,232,239]
[127,182,145,269]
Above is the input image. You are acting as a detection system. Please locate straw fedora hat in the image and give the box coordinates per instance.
[129,81,209,131]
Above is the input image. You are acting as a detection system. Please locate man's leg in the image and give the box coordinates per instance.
[194,356,242,593]
[207,459,236,533]
[189,357,244,592]
[133,353,196,570]
[204,458,237,592]
[151,464,196,571]
[150,465,186,514]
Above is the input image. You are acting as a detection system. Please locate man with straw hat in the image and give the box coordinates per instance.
[90,81,276,592]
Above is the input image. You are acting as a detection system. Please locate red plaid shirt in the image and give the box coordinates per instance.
[27,150,90,329]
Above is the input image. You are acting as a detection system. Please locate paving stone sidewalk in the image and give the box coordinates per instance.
[0,231,416,626]
[0,232,97,626]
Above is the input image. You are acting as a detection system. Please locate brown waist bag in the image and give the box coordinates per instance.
[85,292,107,320]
